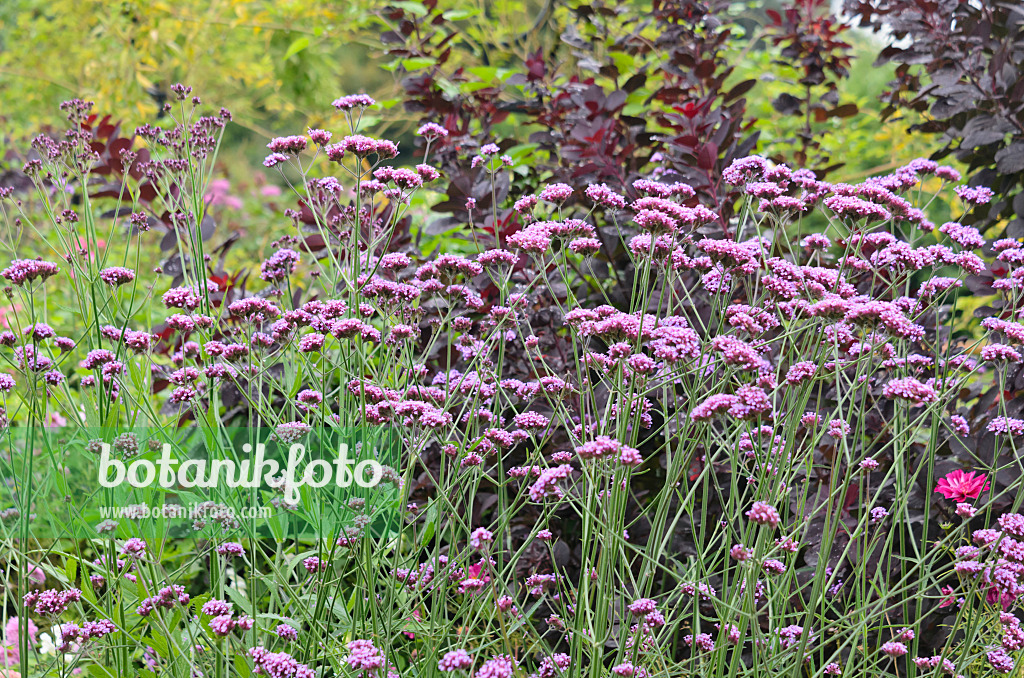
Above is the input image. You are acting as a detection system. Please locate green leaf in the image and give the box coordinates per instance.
[225,585,255,615]
[235,653,253,677]
[436,78,461,98]
[462,81,497,92]
[401,57,436,71]
[283,37,310,61]
[503,143,539,162]
[145,633,169,658]
[609,51,635,74]
[65,556,78,584]
[392,1,428,16]
[442,8,478,19]
[466,66,498,81]
[419,504,437,547]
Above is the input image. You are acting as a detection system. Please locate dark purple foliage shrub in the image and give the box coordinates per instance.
[846,0,1024,236]
[764,0,858,173]
[376,0,759,240]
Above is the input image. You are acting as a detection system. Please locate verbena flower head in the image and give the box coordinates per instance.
[824,195,891,222]
[332,94,376,110]
[954,185,994,205]
[266,135,308,155]
[250,646,315,678]
[438,649,472,672]
[472,654,517,678]
[216,542,244,557]
[24,588,82,616]
[416,122,448,139]
[260,248,301,284]
[881,641,908,657]
[539,183,573,203]
[98,267,135,287]
[2,258,60,285]
[275,624,298,641]
[988,417,1024,436]
[746,501,781,528]
[326,135,398,160]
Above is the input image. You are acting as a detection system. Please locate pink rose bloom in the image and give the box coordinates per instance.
[934,470,989,502]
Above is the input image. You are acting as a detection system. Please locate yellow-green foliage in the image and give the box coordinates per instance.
[0,0,391,138]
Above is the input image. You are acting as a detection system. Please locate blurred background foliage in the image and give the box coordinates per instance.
[0,0,971,267]
[0,0,994,340]
[0,0,389,139]
[0,0,939,183]
[734,33,938,182]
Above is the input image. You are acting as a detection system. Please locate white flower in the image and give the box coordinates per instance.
[38,632,55,656]
[43,625,79,658]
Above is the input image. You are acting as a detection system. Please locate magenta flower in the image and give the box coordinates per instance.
[98,266,136,287]
[934,470,989,502]
[746,501,781,529]
[332,94,376,110]
[881,641,908,657]
[276,624,298,641]
[438,649,472,672]
[954,185,994,205]
[266,135,308,155]
[416,122,448,139]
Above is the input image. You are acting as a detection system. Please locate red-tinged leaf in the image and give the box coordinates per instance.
[526,49,547,81]
[697,142,719,170]
[160,229,177,252]
[688,456,703,482]
[675,134,699,149]
[207,273,232,291]
[695,60,716,79]
[830,103,859,118]
[90,182,127,199]
[139,182,158,202]
[151,325,175,343]
[723,79,756,102]
[128,148,150,180]
[303,234,327,252]
[841,485,859,514]
[109,137,133,163]
[766,8,782,24]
